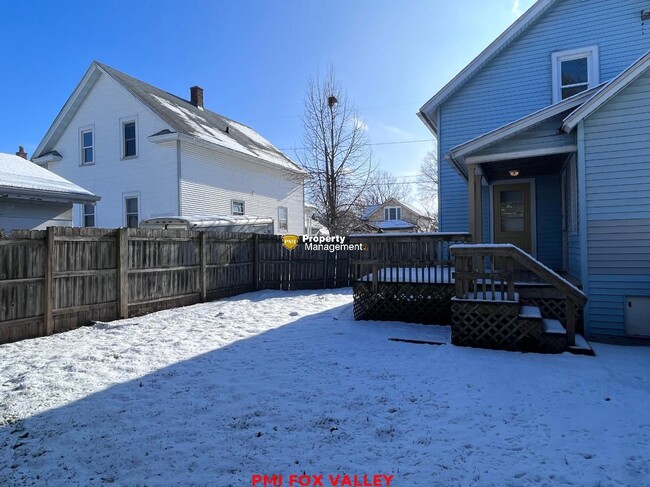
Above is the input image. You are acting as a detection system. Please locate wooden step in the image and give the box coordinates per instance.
[519,305,542,319]
[542,318,566,335]
[568,334,595,356]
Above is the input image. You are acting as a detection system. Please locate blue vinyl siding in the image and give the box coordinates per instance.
[535,173,563,270]
[583,68,650,336]
[436,0,650,232]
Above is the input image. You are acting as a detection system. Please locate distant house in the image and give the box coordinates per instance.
[418,0,650,339]
[31,61,306,234]
[0,148,99,232]
[357,198,433,233]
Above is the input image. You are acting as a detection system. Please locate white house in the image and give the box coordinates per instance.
[32,61,306,234]
[0,149,99,232]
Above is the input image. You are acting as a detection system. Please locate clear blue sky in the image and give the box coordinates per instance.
[0,0,534,179]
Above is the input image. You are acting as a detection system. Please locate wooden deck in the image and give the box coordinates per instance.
[351,234,588,353]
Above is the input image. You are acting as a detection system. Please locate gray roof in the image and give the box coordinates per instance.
[95,62,304,173]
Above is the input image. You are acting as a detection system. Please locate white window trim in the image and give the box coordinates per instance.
[120,115,139,160]
[551,46,599,103]
[278,206,288,232]
[384,206,402,221]
[79,125,95,166]
[123,192,141,228]
[82,203,96,228]
[231,199,245,216]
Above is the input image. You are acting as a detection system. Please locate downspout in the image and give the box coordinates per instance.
[176,139,182,216]
[577,121,590,337]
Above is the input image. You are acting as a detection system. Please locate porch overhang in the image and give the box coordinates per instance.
[446,86,602,180]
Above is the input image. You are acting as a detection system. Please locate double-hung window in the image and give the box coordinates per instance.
[232,200,245,216]
[552,47,599,102]
[278,206,288,231]
[80,128,94,165]
[384,207,401,221]
[83,204,96,227]
[125,196,139,228]
[121,117,137,158]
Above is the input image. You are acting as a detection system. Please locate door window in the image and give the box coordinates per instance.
[499,190,524,232]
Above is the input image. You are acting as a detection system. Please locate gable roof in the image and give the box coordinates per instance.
[34,62,305,174]
[361,197,429,221]
[447,85,602,173]
[418,0,558,134]
[562,49,650,132]
[0,153,98,203]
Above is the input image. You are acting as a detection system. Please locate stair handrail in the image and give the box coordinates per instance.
[451,243,587,346]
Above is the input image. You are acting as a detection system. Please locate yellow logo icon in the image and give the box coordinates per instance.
[282,234,299,251]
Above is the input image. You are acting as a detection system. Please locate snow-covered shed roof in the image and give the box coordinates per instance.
[33,62,305,175]
[0,153,99,203]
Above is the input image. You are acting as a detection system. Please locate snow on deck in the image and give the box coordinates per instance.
[359,266,455,284]
[1,289,649,485]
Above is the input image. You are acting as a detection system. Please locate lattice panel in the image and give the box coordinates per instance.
[353,282,455,325]
[451,301,539,351]
[521,298,585,333]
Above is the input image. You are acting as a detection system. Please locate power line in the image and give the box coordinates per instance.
[280,138,434,151]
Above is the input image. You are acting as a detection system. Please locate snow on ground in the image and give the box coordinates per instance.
[1,289,649,486]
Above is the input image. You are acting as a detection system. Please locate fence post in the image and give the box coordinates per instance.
[323,250,329,289]
[200,232,207,302]
[253,234,259,291]
[117,227,129,319]
[43,226,55,335]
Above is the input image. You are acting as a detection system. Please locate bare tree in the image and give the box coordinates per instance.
[417,149,439,230]
[361,170,412,207]
[297,68,373,235]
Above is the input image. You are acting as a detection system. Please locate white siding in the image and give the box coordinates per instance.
[583,68,650,336]
[0,200,73,231]
[45,72,179,228]
[179,142,304,235]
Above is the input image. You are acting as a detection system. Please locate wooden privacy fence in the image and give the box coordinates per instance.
[0,228,356,345]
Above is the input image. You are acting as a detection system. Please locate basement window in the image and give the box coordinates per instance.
[552,47,599,102]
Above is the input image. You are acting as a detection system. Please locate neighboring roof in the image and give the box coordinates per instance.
[140,215,274,230]
[418,0,558,133]
[362,197,430,221]
[373,220,417,230]
[563,49,650,132]
[34,62,305,174]
[0,153,99,203]
[361,204,380,220]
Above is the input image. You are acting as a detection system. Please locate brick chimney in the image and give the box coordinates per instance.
[190,86,204,109]
[15,146,27,159]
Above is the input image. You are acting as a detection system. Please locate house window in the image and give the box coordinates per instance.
[232,200,245,216]
[278,206,288,231]
[384,207,402,221]
[552,47,599,102]
[122,120,137,158]
[81,129,94,165]
[83,204,96,227]
[125,196,139,228]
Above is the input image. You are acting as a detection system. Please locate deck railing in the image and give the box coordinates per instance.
[451,244,588,345]
[348,232,471,289]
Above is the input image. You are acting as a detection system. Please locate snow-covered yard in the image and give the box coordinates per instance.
[1,289,649,486]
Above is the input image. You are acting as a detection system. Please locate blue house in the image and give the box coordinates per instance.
[419,0,650,341]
